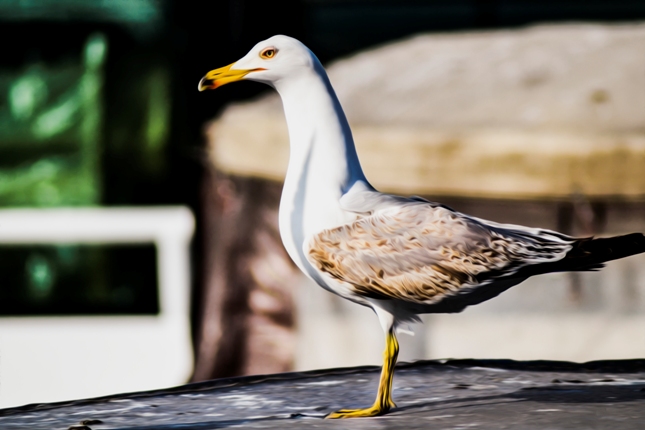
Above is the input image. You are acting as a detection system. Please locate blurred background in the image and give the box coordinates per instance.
[1,0,645,409]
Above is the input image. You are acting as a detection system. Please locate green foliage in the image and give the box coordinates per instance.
[0,33,106,207]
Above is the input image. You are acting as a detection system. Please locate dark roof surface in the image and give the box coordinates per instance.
[1,359,644,429]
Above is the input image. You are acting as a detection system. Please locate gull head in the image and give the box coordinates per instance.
[198,35,317,91]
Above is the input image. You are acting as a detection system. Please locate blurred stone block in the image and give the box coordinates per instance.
[208,23,645,199]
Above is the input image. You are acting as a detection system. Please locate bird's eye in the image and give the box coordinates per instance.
[260,47,277,59]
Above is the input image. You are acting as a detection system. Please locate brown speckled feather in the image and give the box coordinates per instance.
[306,202,573,305]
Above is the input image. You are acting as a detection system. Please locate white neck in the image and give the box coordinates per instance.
[276,64,367,195]
[274,62,371,278]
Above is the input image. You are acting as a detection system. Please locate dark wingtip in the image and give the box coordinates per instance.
[572,232,645,266]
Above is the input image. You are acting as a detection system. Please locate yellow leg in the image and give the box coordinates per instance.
[326,328,399,419]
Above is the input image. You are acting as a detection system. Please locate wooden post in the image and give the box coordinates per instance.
[192,168,300,380]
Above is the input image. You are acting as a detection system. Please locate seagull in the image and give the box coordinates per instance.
[199,35,645,418]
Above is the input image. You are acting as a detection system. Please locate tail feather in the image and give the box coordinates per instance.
[568,233,645,267]
[523,233,645,277]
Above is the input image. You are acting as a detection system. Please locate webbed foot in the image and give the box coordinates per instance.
[325,401,395,419]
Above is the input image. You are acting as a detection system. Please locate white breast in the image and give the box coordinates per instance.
[271,53,371,299]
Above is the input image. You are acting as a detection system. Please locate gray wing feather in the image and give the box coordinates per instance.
[307,195,574,305]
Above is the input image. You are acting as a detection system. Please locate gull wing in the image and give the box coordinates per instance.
[306,199,574,305]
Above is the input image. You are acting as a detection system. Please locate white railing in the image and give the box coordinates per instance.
[0,207,195,408]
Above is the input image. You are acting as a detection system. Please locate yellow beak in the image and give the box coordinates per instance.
[198,62,264,91]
